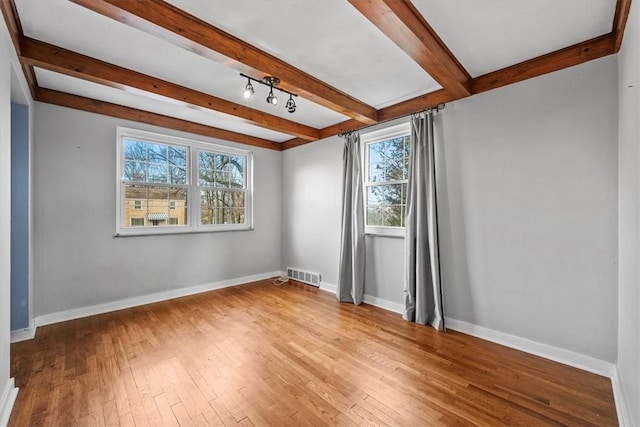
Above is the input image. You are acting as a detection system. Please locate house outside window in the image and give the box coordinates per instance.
[362,122,410,237]
[116,127,253,236]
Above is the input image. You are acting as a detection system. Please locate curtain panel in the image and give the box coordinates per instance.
[337,132,366,305]
[404,111,444,330]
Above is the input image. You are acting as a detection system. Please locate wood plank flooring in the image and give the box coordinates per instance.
[9,279,617,426]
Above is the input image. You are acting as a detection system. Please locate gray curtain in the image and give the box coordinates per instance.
[403,111,444,330]
[338,132,366,304]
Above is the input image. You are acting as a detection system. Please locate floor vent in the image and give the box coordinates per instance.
[286,267,321,287]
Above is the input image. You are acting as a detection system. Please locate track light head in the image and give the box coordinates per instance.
[242,79,254,99]
[267,87,278,106]
[286,95,296,113]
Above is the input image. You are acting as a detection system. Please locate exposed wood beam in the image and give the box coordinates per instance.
[0,0,37,98]
[319,119,363,140]
[280,138,309,151]
[613,0,632,52]
[472,35,616,95]
[36,88,281,151]
[378,89,456,122]
[282,89,457,150]
[70,0,379,125]
[19,38,320,141]
[348,0,471,98]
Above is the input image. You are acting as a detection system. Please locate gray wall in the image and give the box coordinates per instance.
[281,137,342,286]
[33,103,282,317]
[281,56,619,362]
[440,56,618,362]
[617,1,640,423]
[10,102,29,330]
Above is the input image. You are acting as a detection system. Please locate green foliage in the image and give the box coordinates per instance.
[366,135,410,227]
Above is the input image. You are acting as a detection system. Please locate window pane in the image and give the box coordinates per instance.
[367,207,384,226]
[216,154,230,171]
[200,190,245,225]
[385,158,404,181]
[229,156,244,187]
[123,140,188,185]
[124,139,146,161]
[137,186,188,227]
[368,184,403,206]
[148,163,168,183]
[147,143,167,162]
[369,162,384,182]
[169,165,186,185]
[123,185,147,227]
[385,205,404,227]
[124,160,146,182]
[168,146,187,167]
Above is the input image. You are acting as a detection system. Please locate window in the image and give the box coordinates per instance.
[116,127,253,236]
[362,122,410,236]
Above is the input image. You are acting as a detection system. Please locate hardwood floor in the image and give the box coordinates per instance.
[9,279,617,426]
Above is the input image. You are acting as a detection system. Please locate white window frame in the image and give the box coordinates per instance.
[362,121,411,238]
[116,127,253,236]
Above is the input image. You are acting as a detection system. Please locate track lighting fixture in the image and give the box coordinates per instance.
[266,86,278,105]
[242,78,254,99]
[239,73,298,113]
[286,95,296,113]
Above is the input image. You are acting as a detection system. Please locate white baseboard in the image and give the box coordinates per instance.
[10,321,35,343]
[445,317,615,378]
[34,271,282,328]
[0,378,18,427]
[318,281,403,314]
[362,294,403,314]
[612,365,635,427]
[319,281,336,294]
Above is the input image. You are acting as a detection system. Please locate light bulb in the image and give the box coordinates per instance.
[242,81,254,99]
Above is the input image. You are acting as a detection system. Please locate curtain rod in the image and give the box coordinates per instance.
[339,102,445,138]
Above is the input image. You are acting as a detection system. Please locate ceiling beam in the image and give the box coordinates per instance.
[613,0,632,52]
[0,0,37,98]
[70,0,379,125]
[471,34,616,94]
[284,88,456,150]
[348,0,471,98]
[36,88,281,151]
[19,38,321,141]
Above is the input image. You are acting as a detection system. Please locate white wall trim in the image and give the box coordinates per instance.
[317,281,404,314]
[0,378,18,427]
[34,271,282,328]
[362,294,403,314]
[319,281,336,294]
[445,317,615,378]
[10,320,35,343]
[612,365,634,427]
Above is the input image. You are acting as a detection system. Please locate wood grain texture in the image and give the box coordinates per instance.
[613,0,632,52]
[471,34,616,95]
[35,88,281,151]
[10,280,617,426]
[70,0,378,125]
[0,0,37,98]
[348,0,471,98]
[20,38,320,141]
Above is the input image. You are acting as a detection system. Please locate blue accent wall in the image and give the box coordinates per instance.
[11,102,29,330]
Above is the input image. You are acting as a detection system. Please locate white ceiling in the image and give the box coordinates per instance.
[13,0,619,143]
[413,0,616,77]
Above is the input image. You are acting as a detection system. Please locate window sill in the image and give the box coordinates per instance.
[114,227,254,237]
[365,227,405,238]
